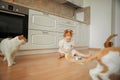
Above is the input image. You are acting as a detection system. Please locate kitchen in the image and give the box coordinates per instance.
[0,0,120,80]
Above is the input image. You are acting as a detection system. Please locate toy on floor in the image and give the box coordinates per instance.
[65,53,83,62]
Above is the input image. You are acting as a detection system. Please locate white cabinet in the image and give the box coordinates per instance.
[77,23,89,46]
[80,0,91,7]
[28,30,57,49]
[56,17,76,26]
[75,7,90,25]
[67,0,91,7]
[21,9,83,50]
[56,17,77,33]
[56,33,63,48]
[20,43,29,50]
[57,24,77,33]
[56,17,78,47]
[29,10,57,31]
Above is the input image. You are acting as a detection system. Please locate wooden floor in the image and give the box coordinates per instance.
[0,50,120,80]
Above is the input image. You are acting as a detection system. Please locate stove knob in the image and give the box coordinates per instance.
[1,5,5,9]
[15,8,19,12]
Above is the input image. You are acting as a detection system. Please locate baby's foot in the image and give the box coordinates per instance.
[57,53,64,59]
[8,63,12,67]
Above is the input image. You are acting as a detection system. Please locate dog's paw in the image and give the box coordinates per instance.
[3,57,7,61]
[8,64,12,67]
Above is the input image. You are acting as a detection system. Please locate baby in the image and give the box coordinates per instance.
[57,29,90,58]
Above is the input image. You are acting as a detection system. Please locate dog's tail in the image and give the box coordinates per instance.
[104,34,118,48]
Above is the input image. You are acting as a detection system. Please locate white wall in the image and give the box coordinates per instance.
[114,0,120,47]
[89,0,112,48]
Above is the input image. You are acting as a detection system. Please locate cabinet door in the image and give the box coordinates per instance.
[20,43,29,50]
[67,0,82,7]
[56,17,77,33]
[56,17,76,27]
[56,33,63,48]
[57,24,77,33]
[28,30,57,49]
[77,23,89,46]
[67,0,90,7]
[29,9,57,31]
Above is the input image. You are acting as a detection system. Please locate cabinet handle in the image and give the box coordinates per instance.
[42,31,49,34]
[67,22,71,24]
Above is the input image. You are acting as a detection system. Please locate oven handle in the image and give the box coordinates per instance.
[0,9,25,17]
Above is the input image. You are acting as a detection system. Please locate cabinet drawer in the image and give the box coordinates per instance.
[28,30,57,49]
[56,17,76,26]
[29,9,57,31]
[57,24,77,33]
[20,43,29,50]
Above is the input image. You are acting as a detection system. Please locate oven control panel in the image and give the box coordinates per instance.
[0,1,28,15]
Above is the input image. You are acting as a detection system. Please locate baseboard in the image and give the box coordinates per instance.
[17,46,88,56]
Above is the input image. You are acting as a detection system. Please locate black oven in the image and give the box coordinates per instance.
[0,1,29,39]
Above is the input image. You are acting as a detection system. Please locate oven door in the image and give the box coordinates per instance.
[0,9,28,38]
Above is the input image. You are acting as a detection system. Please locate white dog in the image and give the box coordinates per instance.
[82,47,120,80]
[0,35,26,67]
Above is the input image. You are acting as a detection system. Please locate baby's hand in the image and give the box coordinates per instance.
[65,49,71,53]
[65,50,69,53]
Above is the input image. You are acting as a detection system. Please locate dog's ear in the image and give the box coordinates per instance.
[18,35,24,40]
[70,30,73,33]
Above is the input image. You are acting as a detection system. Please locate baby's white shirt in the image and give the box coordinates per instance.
[58,39,75,54]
